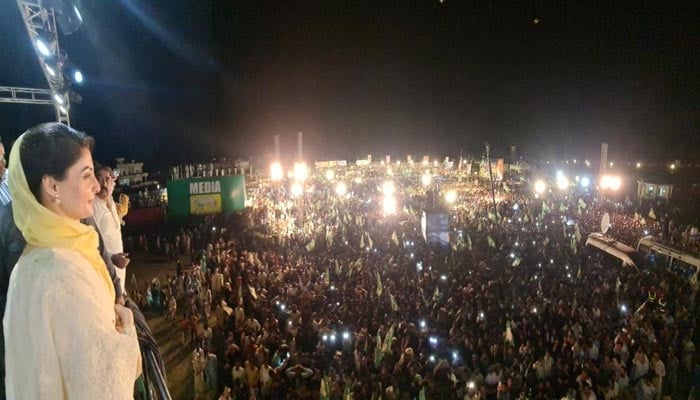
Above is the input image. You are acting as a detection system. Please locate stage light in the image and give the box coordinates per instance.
[73,70,83,83]
[46,0,84,35]
[46,65,56,77]
[534,179,546,194]
[382,196,397,215]
[53,93,64,105]
[421,171,432,186]
[36,39,52,57]
[290,182,303,197]
[444,190,457,204]
[580,177,591,188]
[335,182,347,197]
[270,162,283,181]
[600,175,621,191]
[382,181,395,196]
[609,177,621,191]
[325,169,335,181]
[556,174,569,191]
[59,105,68,114]
[293,162,308,182]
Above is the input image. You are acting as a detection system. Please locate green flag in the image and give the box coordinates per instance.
[320,373,331,400]
[374,332,384,368]
[542,202,551,214]
[382,324,394,354]
[305,239,316,252]
[487,235,496,248]
[389,292,399,312]
[574,223,581,242]
[504,321,514,346]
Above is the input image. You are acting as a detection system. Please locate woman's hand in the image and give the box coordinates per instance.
[114,304,134,334]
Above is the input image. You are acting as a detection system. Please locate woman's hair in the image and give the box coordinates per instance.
[20,122,95,201]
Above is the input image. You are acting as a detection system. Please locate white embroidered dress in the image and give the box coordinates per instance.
[4,247,141,399]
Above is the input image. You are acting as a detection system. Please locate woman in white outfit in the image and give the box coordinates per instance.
[3,123,141,399]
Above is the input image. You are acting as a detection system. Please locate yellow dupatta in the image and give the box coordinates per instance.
[8,132,115,301]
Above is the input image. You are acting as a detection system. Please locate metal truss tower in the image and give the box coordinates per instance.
[0,1,71,125]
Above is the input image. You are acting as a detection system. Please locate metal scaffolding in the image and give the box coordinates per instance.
[5,1,71,125]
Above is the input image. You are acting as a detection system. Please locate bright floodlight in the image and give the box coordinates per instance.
[556,175,569,191]
[73,70,83,83]
[74,5,83,22]
[600,175,621,191]
[290,182,303,197]
[382,195,397,215]
[270,162,283,181]
[580,177,591,188]
[46,65,56,77]
[534,179,546,194]
[325,169,335,181]
[53,93,64,105]
[444,190,457,204]
[293,162,308,182]
[386,167,393,176]
[382,181,395,196]
[36,39,51,56]
[609,176,621,191]
[59,105,68,114]
[421,171,432,187]
[335,182,347,197]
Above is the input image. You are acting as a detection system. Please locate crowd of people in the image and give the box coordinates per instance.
[0,123,696,400]
[132,167,699,400]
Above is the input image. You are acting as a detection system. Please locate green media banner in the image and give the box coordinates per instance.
[166,175,246,219]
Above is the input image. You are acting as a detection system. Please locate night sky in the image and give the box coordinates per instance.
[0,0,698,167]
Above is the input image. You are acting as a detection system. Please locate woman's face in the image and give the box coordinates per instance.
[52,147,99,220]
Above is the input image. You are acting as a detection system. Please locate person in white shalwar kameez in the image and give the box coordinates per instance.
[3,123,141,400]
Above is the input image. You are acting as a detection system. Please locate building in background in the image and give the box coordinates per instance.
[637,181,673,203]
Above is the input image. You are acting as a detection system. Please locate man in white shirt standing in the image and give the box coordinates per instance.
[651,352,665,400]
[93,164,129,295]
